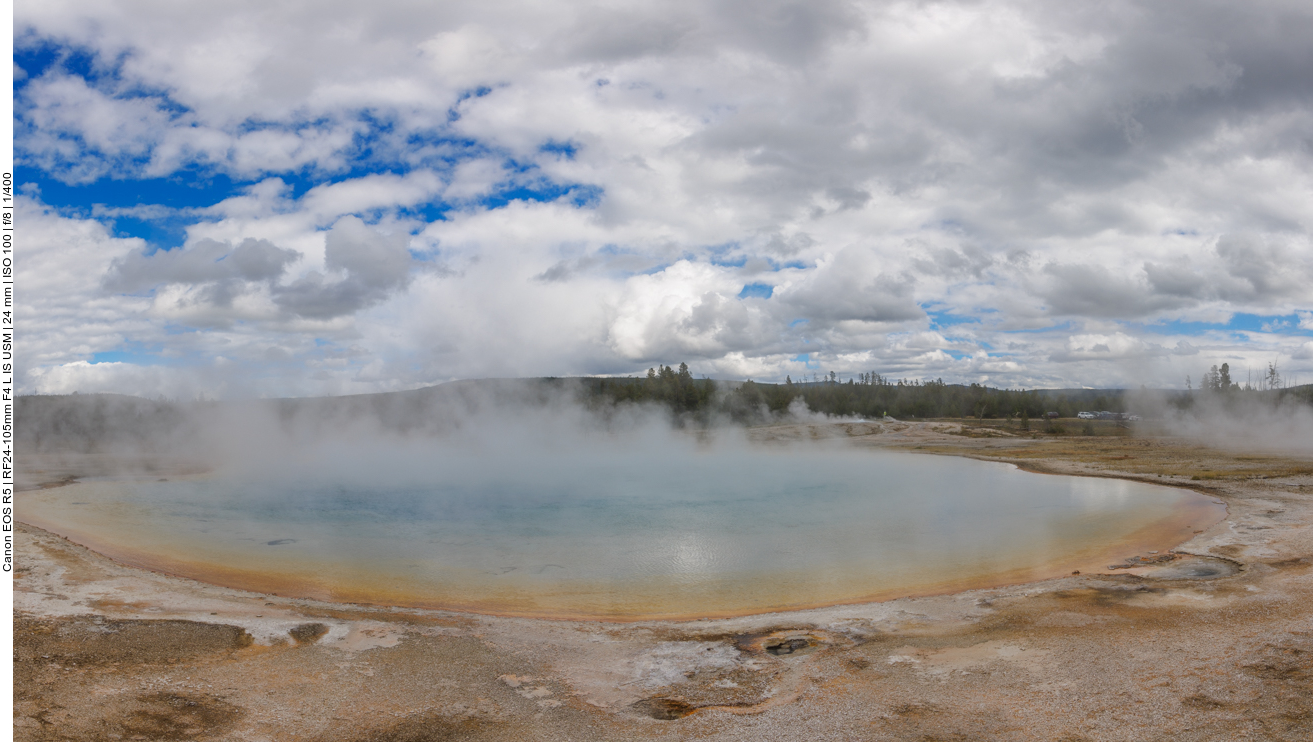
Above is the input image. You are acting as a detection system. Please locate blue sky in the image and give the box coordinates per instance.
[15,0,1313,398]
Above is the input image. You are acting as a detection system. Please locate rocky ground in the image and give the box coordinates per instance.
[13,422,1313,741]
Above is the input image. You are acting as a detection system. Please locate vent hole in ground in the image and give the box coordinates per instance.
[632,697,697,720]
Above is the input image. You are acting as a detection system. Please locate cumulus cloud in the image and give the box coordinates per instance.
[1213,233,1313,301]
[1141,234,1313,307]
[106,238,300,295]
[1051,332,1168,363]
[1040,262,1186,319]
[776,248,923,326]
[608,261,767,361]
[97,216,423,326]
[19,198,155,372]
[274,217,418,319]
[14,0,1313,395]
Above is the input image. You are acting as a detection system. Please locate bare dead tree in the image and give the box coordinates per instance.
[1265,359,1282,391]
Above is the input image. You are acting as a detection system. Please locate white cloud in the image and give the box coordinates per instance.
[14,0,1313,395]
[1053,333,1166,362]
[19,198,155,371]
[608,260,763,361]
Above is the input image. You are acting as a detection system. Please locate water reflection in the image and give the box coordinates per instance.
[22,449,1223,619]
[1069,476,1134,509]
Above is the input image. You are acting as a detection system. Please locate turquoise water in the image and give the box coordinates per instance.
[23,447,1221,618]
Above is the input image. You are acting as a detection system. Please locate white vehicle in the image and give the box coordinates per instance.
[1077,411,1097,419]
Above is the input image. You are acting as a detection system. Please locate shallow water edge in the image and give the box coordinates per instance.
[18,456,1227,621]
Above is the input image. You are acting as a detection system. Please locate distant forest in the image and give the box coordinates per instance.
[577,363,1313,425]
[18,363,1313,455]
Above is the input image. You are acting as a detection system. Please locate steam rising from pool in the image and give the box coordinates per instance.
[24,423,1224,619]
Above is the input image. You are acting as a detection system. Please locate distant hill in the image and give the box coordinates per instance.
[16,378,573,454]
[18,375,1312,455]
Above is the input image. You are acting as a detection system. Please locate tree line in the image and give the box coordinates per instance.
[580,361,1313,425]
[1175,360,1312,411]
[1191,360,1290,393]
[579,367,1129,424]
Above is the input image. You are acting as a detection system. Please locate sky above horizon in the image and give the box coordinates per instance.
[16,0,1313,399]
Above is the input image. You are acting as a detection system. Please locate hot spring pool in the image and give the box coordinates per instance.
[21,448,1224,619]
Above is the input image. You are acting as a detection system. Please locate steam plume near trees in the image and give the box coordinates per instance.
[1135,361,1313,455]
[18,358,1313,484]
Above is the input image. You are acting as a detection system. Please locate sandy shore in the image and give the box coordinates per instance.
[14,422,1313,741]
